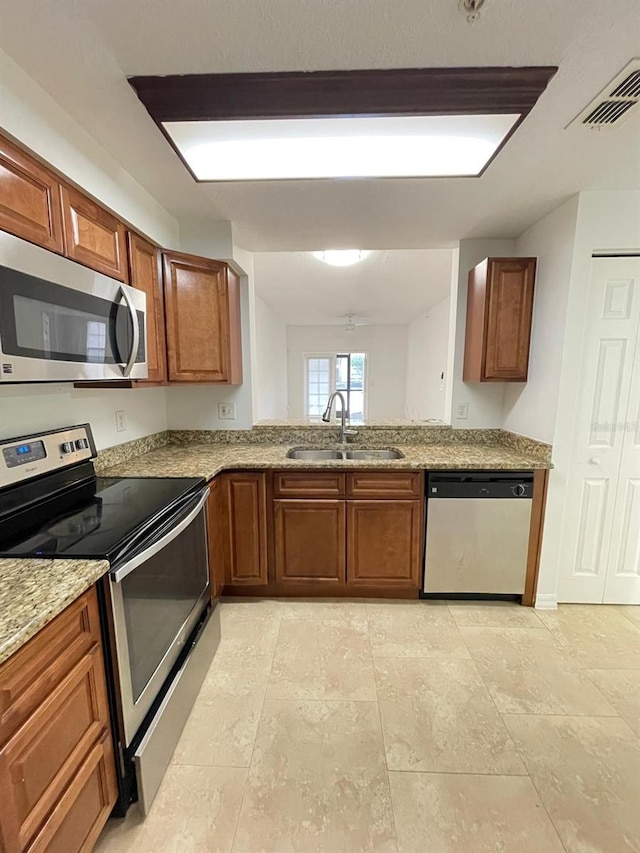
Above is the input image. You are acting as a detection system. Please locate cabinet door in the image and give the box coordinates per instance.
[225,474,268,586]
[60,185,128,281]
[0,135,64,252]
[207,477,227,599]
[484,258,536,381]
[347,500,422,588]
[274,500,346,585]
[127,232,167,383]
[163,251,242,384]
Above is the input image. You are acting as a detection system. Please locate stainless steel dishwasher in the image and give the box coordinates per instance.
[423,472,533,596]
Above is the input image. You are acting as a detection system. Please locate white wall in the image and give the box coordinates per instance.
[405,296,450,422]
[502,197,580,443]
[254,296,288,420]
[287,324,407,420]
[0,49,179,248]
[450,239,516,428]
[0,385,167,450]
[535,191,640,607]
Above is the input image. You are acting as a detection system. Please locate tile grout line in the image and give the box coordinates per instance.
[366,602,401,853]
[467,634,571,853]
[457,604,590,853]
[228,601,282,853]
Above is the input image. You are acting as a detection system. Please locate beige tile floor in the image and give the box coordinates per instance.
[96,599,640,853]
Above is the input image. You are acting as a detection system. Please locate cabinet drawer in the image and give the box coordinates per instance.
[347,472,423,499]
[273,471,346,498]
[0,590,101,746]
[26,732,117,853]
[0,646,111,852]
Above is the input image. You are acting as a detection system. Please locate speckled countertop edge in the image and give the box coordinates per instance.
[0,558,110,665]
[101,442,552,480]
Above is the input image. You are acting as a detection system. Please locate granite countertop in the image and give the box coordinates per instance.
[0,558,110,665]
[101,442,551,479]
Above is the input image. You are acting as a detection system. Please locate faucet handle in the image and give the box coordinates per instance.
[344,428,359,437]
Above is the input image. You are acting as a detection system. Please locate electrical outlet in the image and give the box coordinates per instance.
[115,410,127,432]
[456,402,469,420]
[218,402,236,420]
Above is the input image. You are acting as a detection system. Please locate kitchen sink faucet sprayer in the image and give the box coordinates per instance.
[321,391,358,444]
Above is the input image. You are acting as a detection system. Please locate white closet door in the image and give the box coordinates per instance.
[604,307,640,603]
[557,257,640,603]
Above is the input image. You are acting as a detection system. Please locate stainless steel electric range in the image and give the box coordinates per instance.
[0,424,220,815]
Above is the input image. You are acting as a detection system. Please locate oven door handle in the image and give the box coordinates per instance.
[111,486,210,583]
[118,284,140,378]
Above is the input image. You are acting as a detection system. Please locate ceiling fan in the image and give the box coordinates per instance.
[342,313,370,333]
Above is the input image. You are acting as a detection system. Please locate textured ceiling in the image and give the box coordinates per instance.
[253,249,454,325]
[0,0,638,249]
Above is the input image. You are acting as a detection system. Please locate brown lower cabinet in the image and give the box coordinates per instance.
[274,500,346,585]
[216,470,424,597]
[347,500,422,588]
[0,588,117,853]
[223,472,269,587]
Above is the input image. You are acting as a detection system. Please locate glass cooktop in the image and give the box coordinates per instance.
[0,476,204,562]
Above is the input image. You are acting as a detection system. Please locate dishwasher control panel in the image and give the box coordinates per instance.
[428,472,533,499]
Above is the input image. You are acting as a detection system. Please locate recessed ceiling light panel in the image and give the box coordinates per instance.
[313,250,371,266]
[163,114,519,181]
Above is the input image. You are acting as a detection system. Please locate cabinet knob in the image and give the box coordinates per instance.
[589,457,601,465]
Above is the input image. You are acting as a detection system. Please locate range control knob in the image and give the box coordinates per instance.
[512,483,527,497]
[61,441,74,454]
[75,438,89,450]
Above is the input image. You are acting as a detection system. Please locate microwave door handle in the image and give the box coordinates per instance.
[118,285,140,378]
[111,487,210,583]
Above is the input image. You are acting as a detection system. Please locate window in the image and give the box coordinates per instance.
[305,353,367,423]
[306,356,332,418]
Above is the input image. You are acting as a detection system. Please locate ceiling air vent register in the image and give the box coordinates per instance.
[568,59,640,129]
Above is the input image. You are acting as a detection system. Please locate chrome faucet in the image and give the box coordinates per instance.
[321,392,358,444]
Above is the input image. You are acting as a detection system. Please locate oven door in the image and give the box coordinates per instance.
[0,231,147,382]
[109,487,211,746]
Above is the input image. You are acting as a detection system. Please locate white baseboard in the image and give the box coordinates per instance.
[534,593,558,610]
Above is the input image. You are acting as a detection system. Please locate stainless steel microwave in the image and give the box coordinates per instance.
[0,231,147,383]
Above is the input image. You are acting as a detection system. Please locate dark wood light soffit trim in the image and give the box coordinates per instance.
[128,66,558,123]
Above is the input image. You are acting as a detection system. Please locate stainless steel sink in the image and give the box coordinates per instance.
[344,449,404,460]
[286,447,404,461]
[286,449,344,460]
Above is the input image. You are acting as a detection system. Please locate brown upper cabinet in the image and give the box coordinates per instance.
[127,232,167,384]
[60,185,129,282]
[163,250,242,384]
[0,135,64,253]
[463,257,536,382]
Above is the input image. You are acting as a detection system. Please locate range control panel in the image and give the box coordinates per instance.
[0,425,95,489]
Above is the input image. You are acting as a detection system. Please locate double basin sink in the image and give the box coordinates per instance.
[287,447,404,461]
